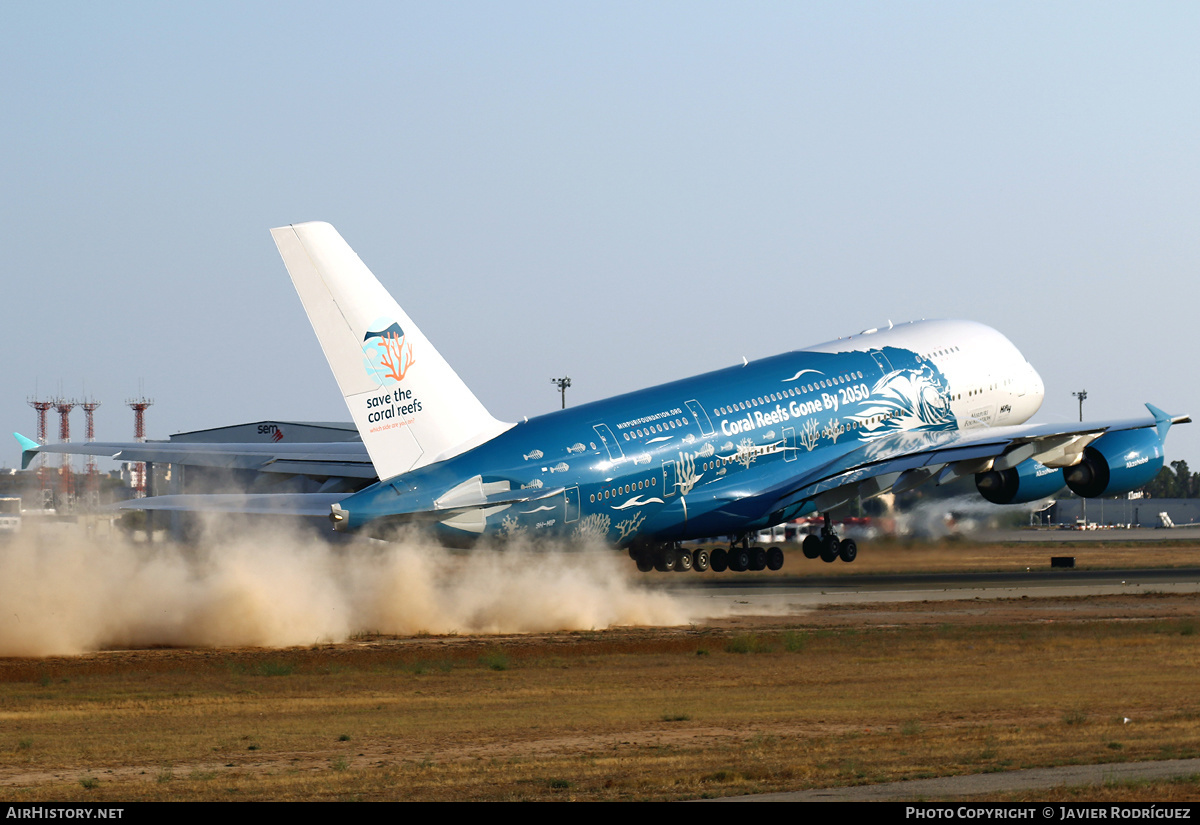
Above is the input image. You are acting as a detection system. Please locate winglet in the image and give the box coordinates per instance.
[14,433,40,470]
[1145,403,1186,443]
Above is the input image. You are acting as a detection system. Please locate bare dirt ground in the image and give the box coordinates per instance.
[3,538,1200,801]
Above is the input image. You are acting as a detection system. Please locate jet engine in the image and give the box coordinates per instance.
[1062,429,1164,498]
[975,459,1065,505]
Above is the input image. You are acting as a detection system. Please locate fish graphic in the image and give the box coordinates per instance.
[566,442,586,454]
[523,450,544,461]
[632,453,652,465]
[549,462,569,473]
[521,479,544,489]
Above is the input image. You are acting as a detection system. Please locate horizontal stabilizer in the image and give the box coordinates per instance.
[443,485,566,513]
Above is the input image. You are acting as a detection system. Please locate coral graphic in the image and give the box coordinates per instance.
[615,512,645,543]
[362,319,416,386]
[676,451,702,495]
[822,418,843,444]
[799,418,821,452]
[735,437,758,468]
[500,514,527,539]
[573,513,611,540]
[377,332,415,382]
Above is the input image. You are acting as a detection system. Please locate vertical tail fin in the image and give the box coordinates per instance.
[271,222,511,480]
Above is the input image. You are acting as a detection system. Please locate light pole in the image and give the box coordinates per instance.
[1073,390,1088,526]
[551,376,571,409]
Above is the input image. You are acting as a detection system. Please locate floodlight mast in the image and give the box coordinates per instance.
[551,376,571,409]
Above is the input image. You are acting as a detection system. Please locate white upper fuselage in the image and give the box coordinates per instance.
[804,319,1045,430]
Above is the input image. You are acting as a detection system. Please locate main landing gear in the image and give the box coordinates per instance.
[801,512,857,564]
[629,537,784,574]
[631,542,711,573]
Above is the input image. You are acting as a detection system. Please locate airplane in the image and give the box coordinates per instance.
[16,222,1190,573]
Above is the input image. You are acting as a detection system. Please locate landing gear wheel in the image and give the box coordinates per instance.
[710,547,728,573]
[820,534,840,563]
[728,547,750,572]
[692,547,710,572]
[675,549,693,572]
[635,553,654,573]
[803,534,821,560]
[654,547,677,572]
[749,546,767,571]
[766,546,785,571]
[838,538,857,563]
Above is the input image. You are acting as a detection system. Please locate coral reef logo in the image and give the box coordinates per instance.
[362,317,416,387]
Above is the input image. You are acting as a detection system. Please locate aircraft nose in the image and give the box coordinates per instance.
[1027,361,1045,409]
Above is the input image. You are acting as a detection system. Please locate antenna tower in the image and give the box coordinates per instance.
[126,395,153,497]
[27,397,54,507]
[81,398,101,508]
[53,397,76,508]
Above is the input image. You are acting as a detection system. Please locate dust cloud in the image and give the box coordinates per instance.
[0,520,694,657]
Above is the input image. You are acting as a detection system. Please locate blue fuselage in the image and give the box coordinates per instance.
[334,319,1043,545]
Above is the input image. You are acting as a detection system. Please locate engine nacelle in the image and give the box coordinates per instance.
[1063,428,1164,498]
[975,459,1065,505]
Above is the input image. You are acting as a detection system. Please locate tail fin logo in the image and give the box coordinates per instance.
[362,318,417,387]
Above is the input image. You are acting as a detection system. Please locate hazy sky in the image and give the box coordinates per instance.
[4,2,1199,467]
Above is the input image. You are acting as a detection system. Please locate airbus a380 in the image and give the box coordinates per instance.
[18,223,1189,573]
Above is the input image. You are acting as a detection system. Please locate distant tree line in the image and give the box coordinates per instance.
[1143,460,1200,499]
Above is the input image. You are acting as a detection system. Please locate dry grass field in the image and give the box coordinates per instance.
[2,537,1200,801]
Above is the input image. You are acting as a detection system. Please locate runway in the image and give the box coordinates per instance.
[648,565,1200,619]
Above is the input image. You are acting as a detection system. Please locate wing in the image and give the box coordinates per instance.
[14,435,377,480]
[760,403,1190,518]
[111,492,353,516]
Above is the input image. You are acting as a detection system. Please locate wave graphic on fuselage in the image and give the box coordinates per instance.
[611,496,665,511]
[848,362,956,441]
[782,368,824,383]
